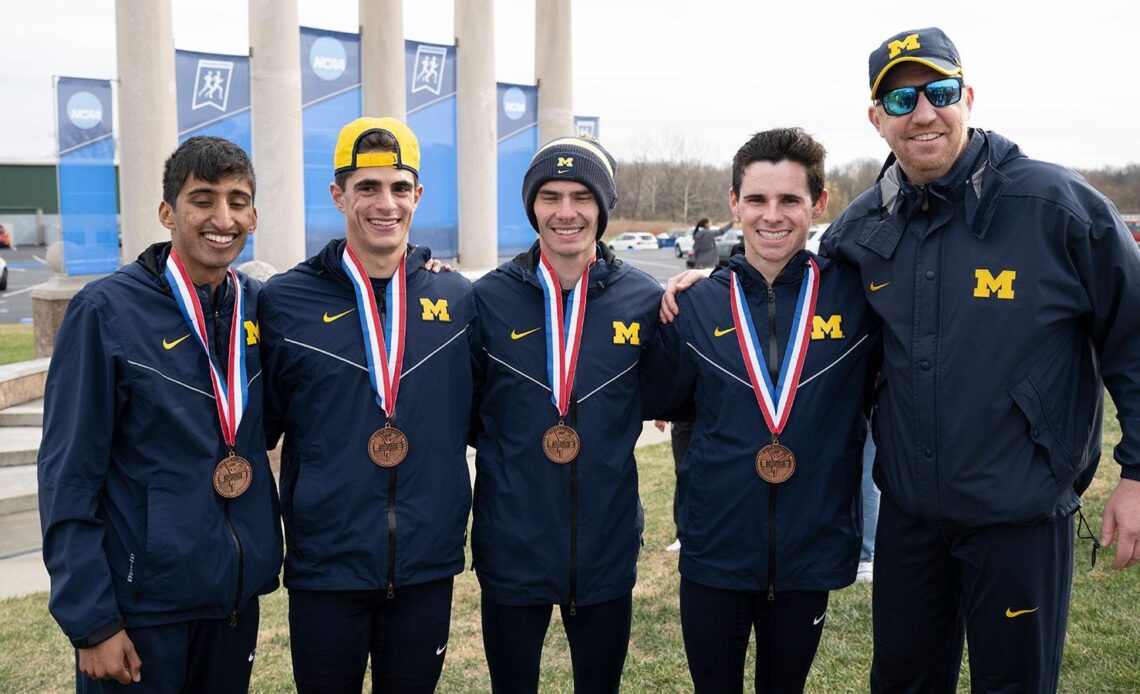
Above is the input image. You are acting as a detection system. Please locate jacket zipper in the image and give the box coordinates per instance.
[211,297,246,626]
[568,389,579,616]
[387,466,398,599]
[765,283,779,602]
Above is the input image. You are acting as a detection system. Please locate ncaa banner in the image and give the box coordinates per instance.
[405,40,457,258]
[176,49,254,262]
[574,116,600,139]
[55,76,119,276]
[497,83,538,255]
[301,27,362,255]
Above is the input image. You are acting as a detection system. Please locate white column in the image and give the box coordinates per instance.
[535,0,573,144]
[454,0,498,268]
[249,0,307,273]
[360,0,406,118]
[115,0,177,265]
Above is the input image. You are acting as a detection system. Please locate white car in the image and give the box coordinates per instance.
[672,230,695,258]
[0,254,7,291]
[609,232,658,251]
[806,224,827,255]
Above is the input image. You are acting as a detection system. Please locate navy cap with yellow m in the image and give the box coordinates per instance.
[333,116,421,177]
[868,27,963,99]
[522,135,618,238]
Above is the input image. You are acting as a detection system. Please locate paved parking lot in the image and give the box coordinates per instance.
[0,246,51,325]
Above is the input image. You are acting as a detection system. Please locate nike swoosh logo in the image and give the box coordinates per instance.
[436,644,447,655]
[869,281,891,292]
[511,327,541,340]
[323,308,356,323]
[1005,607,1039,618]
[556,168,572,174]
[163,334,190,350]
[813,613,826,625]
[713,326,736,337]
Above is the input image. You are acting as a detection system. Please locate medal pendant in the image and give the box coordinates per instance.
[213,454,253,498]
[755,443,796,484]
[542,424,580,464]
[369,426,408,468]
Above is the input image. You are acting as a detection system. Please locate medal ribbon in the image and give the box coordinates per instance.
[729,258,820,435]
[536,252,592,417]
[163,249,248,449]
[341,244,406,418]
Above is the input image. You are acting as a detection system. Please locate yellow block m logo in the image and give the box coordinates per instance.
[557,157,574,168]
[973,270,1016,299]
[612,321,640,345]
[811,315,844,340]
[244,320,260,346]
[888,34,921,58]
[419,298,451,322]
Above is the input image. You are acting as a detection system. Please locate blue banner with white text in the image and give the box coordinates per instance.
[497,83,538,255]
[56,76,119,276]
[176,49,254,262]
[574,116,600,140]
[301,27,362,255]
[406,40,457,258]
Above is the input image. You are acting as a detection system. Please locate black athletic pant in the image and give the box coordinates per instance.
[871,493,1073,693]
[481,592,632,694]
[289,577,454,694]
[76,599,259,693]
[680,577,828,694]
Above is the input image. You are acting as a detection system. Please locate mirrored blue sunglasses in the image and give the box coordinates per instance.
[876,77,963,116]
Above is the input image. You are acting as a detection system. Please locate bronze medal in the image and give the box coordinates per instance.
[369,426,408,468]
[213,454,253,498]
[755,443,796,484]
[542,424,580,464]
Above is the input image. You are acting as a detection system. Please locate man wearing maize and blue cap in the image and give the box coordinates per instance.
[258,116,477,693]
[818,27,1140,692]
[470,135,666,692]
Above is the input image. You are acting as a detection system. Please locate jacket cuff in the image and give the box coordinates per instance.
[71,619,126,649]
[1120,466,1140,483]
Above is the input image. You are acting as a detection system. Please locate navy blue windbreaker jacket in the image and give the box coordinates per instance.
[821,129,1140,526]
[38,242,282,647]
[645,253,879,591]
[471,242,662,608]
[259,240,476,592]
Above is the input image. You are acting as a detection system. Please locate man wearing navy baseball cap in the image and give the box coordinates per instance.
[819,26,1140,692]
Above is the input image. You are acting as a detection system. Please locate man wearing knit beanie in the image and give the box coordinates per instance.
[470,134,670,692]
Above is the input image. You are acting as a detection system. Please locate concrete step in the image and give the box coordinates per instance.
[0,399,43,427]
[0,427,40,468]
[0,358,50,410]
[0,464,38,516]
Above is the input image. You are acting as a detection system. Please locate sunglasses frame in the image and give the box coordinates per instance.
[875,77,964,116]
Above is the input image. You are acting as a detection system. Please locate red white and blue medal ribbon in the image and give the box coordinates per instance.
[163,249,248,451]
[536,252,591,418]
[341,244,406,419]
[729,258,820,438]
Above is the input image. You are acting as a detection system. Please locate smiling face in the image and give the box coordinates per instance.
[331,165,423,276]
[869,62,974,185]
[159,173,256,288]
[533,180,599,271]
[729,160,827,282]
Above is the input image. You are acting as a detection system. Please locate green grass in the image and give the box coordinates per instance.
[0,324,35,365]
[3,400,1139,692]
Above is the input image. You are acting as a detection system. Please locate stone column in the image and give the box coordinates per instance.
[115,0,177,264]
[535,0,573,144]
[454,0,498,269]
[360,0,406,118]
[249,0,306,274]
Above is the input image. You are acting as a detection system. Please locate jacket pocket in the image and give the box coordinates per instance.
[1009,376,1078,489]
[142,484,229,610]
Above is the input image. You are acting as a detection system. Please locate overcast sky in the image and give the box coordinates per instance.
[2,0,1137,170]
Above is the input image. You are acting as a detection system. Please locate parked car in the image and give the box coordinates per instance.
[1123,214,1140,246]
[715,229,744,264]
[0,255,8,291]
[806,224,827,254]
[0,224,11,249]
[609,232,658,251]
[672,229,695,258]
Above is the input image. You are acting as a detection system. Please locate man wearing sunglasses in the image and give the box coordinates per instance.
[819,27,1140,692]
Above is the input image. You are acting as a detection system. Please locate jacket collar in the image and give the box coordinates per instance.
[503,240,628,293]
[309,238,434,288]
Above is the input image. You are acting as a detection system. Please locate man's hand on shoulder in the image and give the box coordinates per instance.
[423,259,453,274]
[659,269,713,324]
[1101,477,1140,570]
[78,629,141,684]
